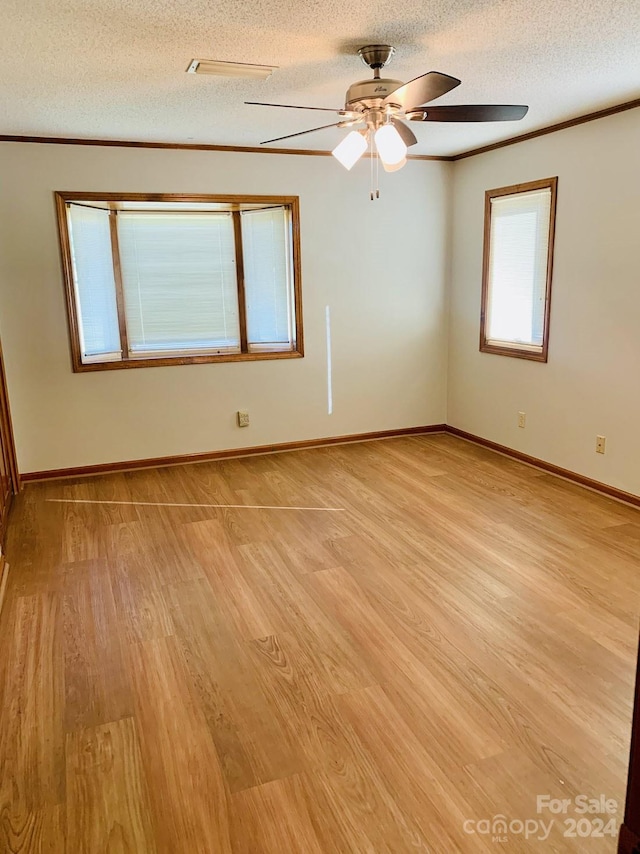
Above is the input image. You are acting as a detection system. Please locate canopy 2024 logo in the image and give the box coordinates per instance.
[463,794,618,843]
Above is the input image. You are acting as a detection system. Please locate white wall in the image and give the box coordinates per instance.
[0,144,451,473]
[448,108,640,496]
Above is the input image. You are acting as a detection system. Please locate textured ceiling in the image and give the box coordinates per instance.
[2,0,640,156]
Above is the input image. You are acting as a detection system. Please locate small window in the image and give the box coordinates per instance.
[55,193,303,371]
[480,177,557,361]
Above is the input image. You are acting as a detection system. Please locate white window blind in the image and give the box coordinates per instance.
[67,205,122,361]
[486,187,551,349]
[241,208,294,351]
[117,212,240,354]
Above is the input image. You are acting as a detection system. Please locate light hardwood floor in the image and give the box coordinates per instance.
[0,434,638,852]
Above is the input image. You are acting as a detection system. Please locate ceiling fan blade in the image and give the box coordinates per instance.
[391,118,418,147]
[384,72,461,109]
[408,104,529,122]
[246,101,353,115]
[260,122,346,145]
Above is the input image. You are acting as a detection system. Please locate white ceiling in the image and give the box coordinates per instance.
[2,0,640,156]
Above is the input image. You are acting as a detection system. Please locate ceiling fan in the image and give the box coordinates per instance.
[246,45,528,194]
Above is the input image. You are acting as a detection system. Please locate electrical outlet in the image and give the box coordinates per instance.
[518,411,526,429]
[596,435,606,454]
[237,410,250,428]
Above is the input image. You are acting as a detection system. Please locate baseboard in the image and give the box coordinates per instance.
[0,555,8,617]
[21,424,447,482]
[17,424,640,510]
[445,425,640,509]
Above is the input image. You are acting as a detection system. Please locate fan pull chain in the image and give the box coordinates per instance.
[369,132,380,201]
[369,132,374,201]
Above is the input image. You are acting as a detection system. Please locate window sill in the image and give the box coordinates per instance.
[480,340,548,362]
[73,348,304,372]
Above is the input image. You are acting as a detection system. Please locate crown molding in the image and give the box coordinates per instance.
[0,134,452,161]
[2,95,639,166]
[452,96,640,160]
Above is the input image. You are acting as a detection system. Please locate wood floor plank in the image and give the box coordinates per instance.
[126,635,232,853]
[165,576,303,792]
[184,519,276,640]
[0,804,66,854]
[110,552,175,644]
[243,633,433,852]
[337,685,496,853]
[65,717,156,854]
[0,593,65,813]
[230,775,326,854]
[304,566,507,771]
[62,569,133,731]
[237,542,377,695]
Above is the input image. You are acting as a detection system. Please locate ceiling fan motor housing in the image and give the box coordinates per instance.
[345,78,404,111]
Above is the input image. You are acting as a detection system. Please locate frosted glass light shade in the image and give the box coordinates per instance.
[381,156,407,173]
[332,131,368,170]
[375,125,407,167]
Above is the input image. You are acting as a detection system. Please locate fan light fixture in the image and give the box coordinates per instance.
[331,123,408,178]
[331,131,368,170]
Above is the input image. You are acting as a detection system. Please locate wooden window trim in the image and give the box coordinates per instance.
[232,210,249,353]
[479,177,558,363]
[108,210,130,358]
[55,192,304,372]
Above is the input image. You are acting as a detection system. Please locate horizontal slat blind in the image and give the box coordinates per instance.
[67,204,122,361]
[117,212,240,354]
[241,208,294,351]
[487,188,551,348]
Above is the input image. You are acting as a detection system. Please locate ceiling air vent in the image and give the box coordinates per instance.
[186,59,276,79]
